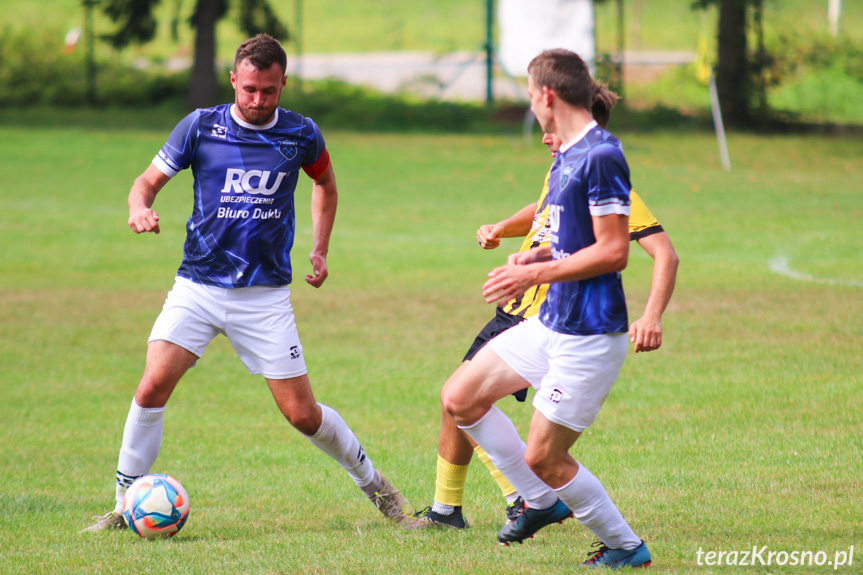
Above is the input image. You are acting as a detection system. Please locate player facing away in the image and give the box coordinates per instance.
[82,34,413,532]
[441,49,652,569]
[412,80,678,535]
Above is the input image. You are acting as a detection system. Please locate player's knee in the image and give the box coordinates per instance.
[442,389,489,427]
[524,449,554,482]
[134,380,171,408]
[285,409,322,436]
[440,387,468,421]
[440,388,457,417]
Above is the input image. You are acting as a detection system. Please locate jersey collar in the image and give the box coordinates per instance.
[230,104,279,130]
[559,120,598,154]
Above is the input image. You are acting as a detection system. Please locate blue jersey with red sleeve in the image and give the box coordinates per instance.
[153,104,330,288]
[539,122,631,336]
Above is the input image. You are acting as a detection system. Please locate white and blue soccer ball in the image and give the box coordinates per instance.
[122,474,190,539]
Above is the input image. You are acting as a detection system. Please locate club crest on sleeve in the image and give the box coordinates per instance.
[279,140,299,160]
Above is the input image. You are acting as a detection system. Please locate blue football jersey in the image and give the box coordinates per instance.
[153,104,328,288]
[539,122,631,335]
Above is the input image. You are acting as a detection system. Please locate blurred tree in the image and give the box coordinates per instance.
[100,0,288,109]
[693,0,764,127]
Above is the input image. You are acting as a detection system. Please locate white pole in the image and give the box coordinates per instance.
[828,0,841,37]
[708,74,731,172]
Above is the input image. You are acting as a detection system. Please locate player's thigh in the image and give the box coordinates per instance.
[148,277,222,357]
[225,286,308,379]
[443,341,533,420]
[532,332,628,432]
[486,316,552,389]
[136,340,199,407]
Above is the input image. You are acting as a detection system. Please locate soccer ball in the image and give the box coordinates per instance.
[122,474,190,539]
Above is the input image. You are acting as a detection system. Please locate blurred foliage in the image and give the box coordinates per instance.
[765,36,863,124]
[0,27,188,107]
[101,0,163,48]
[2,18,861,131]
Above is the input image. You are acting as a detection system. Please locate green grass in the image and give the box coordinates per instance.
[0,112,861,574]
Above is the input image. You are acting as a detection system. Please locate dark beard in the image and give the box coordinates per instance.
[238,104,275,125]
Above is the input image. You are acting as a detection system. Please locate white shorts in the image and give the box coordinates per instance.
[489,316,628,432]
[149,276,307,379]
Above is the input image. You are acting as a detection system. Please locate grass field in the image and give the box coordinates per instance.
[0,109,861,574]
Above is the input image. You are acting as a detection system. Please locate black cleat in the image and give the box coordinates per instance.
[504,496,525,525]
[497,499,572,545]
[582,540,652,569]
[409,505,470,530]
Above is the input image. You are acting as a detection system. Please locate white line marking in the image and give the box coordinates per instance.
[768,255,863,287]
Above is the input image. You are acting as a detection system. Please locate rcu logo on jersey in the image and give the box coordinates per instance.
[549,203,566,247]
[549,204,564,233]
[220,169,288,196]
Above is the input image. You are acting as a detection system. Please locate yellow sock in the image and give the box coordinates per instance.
[474,445,517,498]
[434,455,470,507]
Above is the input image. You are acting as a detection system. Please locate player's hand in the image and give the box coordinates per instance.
[128,207,160,234]
[477,224,504,249]
[507,251,535,266]
[629,314,662,352]
[306,252,329,288]
[482,263,537,305]
[508,247,548,266]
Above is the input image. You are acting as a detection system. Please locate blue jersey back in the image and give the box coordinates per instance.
[153,104,327,287]
[539,123,631,335]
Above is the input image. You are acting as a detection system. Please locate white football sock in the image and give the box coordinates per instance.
[459,406,558,510]
[554,462,641,550]
[307,403,376,491]
[431,502,455,515]
[114,399,165,511]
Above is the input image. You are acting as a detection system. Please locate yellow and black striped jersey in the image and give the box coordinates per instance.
[501,170,664,319]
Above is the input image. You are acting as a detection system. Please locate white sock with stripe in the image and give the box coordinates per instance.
[553,462,641,550]
[307,403,376,491]
[114,399,165,512]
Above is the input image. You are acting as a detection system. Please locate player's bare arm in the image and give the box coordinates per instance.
[507,245,552,266]
[629,231,679,352]
[477,202,537,249]
[128,164,171,235]
[483,214,628,304]
[307,163,337,288]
